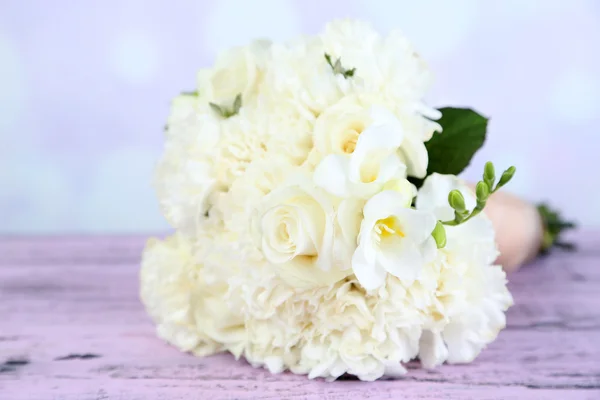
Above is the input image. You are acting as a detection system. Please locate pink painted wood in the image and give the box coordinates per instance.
[1,232,599,399]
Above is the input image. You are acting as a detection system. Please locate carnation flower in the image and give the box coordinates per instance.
[266,35,346,115]
[140,233,221,355]
[197,39,271,106]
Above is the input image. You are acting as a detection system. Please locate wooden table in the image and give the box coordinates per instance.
[1,233,599,400]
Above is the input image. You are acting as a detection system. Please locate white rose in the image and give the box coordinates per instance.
[198,39,271,106]
[314,105,408,199]
[252,174,352,288]
[352,190,437,290]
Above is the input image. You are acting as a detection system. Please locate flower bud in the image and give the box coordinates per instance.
[497,166,516,188]
[484,161,495,188]
[476,181,490,201]
[431,221,447,249]
[448,190,466,212]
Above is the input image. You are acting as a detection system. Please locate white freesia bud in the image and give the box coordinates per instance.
[352,190,437,290]
[252,175,352,288]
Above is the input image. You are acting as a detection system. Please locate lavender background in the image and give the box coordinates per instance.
[1,0,599,233]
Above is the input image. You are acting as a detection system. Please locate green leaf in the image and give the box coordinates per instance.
[209,93,242,119]
[233,94,242,114]
[424,107,488,177]
[209,102,224,116]
[324,53,356,79]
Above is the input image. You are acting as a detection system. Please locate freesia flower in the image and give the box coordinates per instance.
[314,106,410,199]
[352,190,437,290]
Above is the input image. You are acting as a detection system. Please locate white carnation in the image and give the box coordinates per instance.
[139,233,220,355]
[413,174,513,367]
[155,97,220,233]
[266,35,347,115]
[197,39,271,106]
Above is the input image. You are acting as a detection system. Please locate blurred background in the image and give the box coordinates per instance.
[0,0,598,234]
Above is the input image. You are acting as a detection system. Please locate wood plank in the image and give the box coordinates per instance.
[1,233,599,399]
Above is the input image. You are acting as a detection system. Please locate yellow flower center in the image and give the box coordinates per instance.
[341,121,365,154]
[374,216,405,241]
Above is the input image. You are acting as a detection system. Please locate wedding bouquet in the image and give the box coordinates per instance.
[141,19,517,381]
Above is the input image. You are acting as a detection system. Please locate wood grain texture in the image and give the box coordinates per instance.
[1,232,599,400]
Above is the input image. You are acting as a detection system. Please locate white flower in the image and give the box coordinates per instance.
[155,97,221,232]
[353,190,437,290]
[311,96,431,179]
[418,330,449,369]
[312,96,386,157]
[320,19,442,152]
[441,263,512,364]
[221,157,295,238]
[415,173,513,364]
[258,100,315,166]
[139,234,220,355]
[314,105,410,199]
[211,109,270,187]
[266,36,346,115]
[252,173,352,288]
[197,39,271,106]
[155,148,216,234]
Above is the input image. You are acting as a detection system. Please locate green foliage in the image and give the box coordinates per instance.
[324,53,356,79]
[424,107,488,177]
[442,162,515,227]
[538,203,577,253]
[209,93,242,119]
